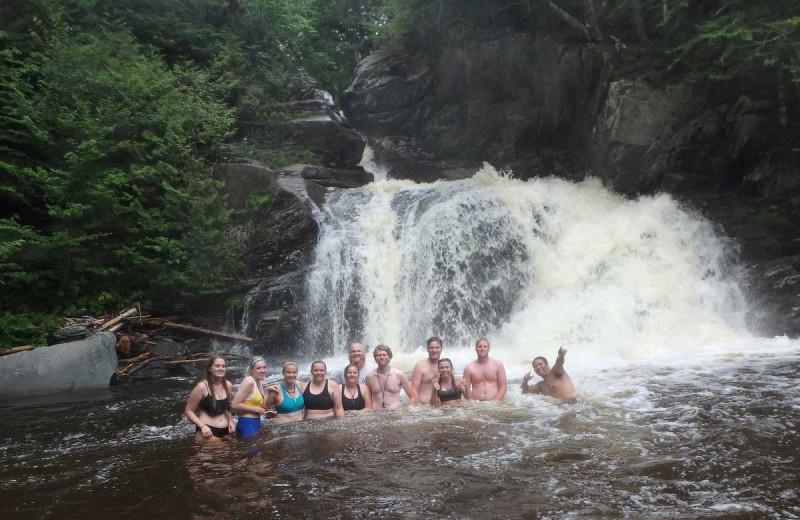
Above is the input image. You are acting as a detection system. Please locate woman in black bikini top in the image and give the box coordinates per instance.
[303,360,345,420]
[341,363,373,412]
[184,355,234,440]
[431,358,466,406]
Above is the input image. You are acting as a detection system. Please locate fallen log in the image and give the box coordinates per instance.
[1,345,34,356]
[118,352,151,364]
[123,357,160,376]
[162,359,207,365]
[128,318,252,343]
[100,307,139,331]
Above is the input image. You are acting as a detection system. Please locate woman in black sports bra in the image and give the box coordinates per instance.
[303,360,344,420]
[184,355,235,441]
[341,363,373,412]
[430,358,468,406]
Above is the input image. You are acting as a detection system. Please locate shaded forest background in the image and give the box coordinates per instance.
[1,0,798,349]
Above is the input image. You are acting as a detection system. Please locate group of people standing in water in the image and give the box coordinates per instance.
[184,337,575,441]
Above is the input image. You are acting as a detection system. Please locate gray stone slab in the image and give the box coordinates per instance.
[0,332,117,399]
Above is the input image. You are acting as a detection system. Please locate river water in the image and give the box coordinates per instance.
[2,166,799,519]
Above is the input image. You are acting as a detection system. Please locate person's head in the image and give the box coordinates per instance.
[349,342,366,368]
[205,355,227,382]
[437,358,454,382]
[426,336,442,361]
[310,360,327,382]
[373,344,392,366]
[248,356,267,381]
[344,363,360,386]
[475,338,490,359]
[204,355,230,399]
[532,356,549,377]
[282,361,299,384]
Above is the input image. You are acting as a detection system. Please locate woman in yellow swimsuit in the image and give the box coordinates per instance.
[232,356,273,438]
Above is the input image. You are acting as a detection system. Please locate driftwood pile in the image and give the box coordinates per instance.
[104,306,253,378]
[1,306,254,374]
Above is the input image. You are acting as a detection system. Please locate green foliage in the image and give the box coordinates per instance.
[2,0,388,347]
[225,140,318,169]
[0,312,61,350]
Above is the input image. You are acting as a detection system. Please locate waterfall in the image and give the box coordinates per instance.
[303,163,748,360]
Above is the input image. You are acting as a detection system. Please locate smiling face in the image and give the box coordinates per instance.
[348,343,365,367]
[475,339,490,360]
[373,348,391,367]
[427,340,442,362]
[311,362,327,382]
[345,365,359,385]
[207,356,227,380]
[438,359,453,380]
[282,363,298,385]
[533,358,549,377]
[250,360,267,381]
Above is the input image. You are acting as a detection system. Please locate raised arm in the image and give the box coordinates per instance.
[457,376,470,400]
[521,371,534,394]
[494,362,507,401]
[552,347,567,377]
[461,366,473,399]
[430,378,440,406]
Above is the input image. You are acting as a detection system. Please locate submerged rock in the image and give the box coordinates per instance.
[0,332,117,399]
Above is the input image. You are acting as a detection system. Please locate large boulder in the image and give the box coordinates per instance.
[745,254,800,336]
[344,33,603,179]
[0,332,117,399]
[240,175,321,355]
[213,161,277,208]
[282,115,366,168]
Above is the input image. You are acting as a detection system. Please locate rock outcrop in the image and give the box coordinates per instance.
[0,332,117,399]
[342,20,800,336]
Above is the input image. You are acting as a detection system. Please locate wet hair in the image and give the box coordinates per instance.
[311,360,327,372]
[437,358,455,383]
[344,363,360,381]
[203,355,231,402]
[373,344,392,359]
[248,356,266,371]
[282,361,298,374]
[532,356,549,366]
[436,358,460,401]
[426,336,442,348]
[475,337,490,348]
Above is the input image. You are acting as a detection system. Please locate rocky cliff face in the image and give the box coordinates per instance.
[343,26,800,337]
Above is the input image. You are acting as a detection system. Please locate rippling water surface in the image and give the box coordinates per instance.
[4,167,799,518]
[2,341,798,520]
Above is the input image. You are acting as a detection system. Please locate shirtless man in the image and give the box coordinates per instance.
[411,336,443,405]
[521,347,576,400]
[333,342,377,385]
[365,345,418,410]
[462,338,507,401]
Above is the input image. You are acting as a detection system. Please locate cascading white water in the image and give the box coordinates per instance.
[304,163,748,364]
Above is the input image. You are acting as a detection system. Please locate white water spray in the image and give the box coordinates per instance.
[304,164,749,366]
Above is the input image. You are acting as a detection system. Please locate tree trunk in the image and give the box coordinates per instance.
[585,0,605,42]
[547,1,592,41]
[632,0,651,44]
[778,67,788,127]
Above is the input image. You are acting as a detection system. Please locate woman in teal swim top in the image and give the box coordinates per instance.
[265,361,305,424]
